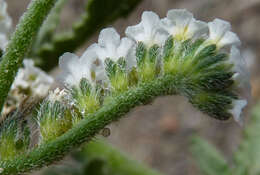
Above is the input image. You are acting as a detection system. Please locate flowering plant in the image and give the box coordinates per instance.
[0,0,251,174]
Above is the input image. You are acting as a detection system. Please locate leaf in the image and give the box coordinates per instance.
[190,136,231,175]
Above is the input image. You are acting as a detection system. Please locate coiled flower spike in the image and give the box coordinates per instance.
[0,8,251,175]
[60,9,250,123]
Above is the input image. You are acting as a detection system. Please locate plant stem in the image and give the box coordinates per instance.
[0,0,58,114]
[0,75,178,174]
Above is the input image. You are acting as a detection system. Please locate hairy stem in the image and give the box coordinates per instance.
[0,75,178,174]
[0,0,58,114]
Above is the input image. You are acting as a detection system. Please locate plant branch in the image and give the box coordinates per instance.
[0,0,58,114]
[0,75,178,174]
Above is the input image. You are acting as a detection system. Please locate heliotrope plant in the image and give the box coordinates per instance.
[0,0,251,174]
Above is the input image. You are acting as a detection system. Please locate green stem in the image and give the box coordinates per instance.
[0,75,178,174]
[83,140,163,175]
[0,0,58,114]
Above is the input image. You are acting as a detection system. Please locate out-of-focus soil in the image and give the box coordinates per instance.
[7,0,260,174]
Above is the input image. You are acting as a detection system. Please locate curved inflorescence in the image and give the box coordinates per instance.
[0,6,251,174]
[58,9,250,122]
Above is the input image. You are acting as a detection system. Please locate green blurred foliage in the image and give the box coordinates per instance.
[42,139,162,175]
[191,103,260,175]
[31,0,142,71]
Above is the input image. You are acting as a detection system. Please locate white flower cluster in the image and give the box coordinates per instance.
[59,9,251,123]
[0,0,11,51]
[0,0,54,99]
[12,59,54,97]
[3,59,54,116]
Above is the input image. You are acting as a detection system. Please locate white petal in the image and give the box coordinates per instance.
[12,59,54,97]
[208,18,231,41]
[98,28,120,59]
[125,23,144,43]
[81,46,99,69]
[229,99,247,125]
[207,18,240,48]
[161,18,173,34]
[98,28,120,48]
[125,46,137,70]
[95,27,134,63]
[126,11,167,46]
[116,37,134,61]
[218,31,241,48]
[85,43,106,62]
[60,72,75,86]
[167,9,193,29]
[81,45,108,82]
[161,9,207,40]
[230,47,248,75]
[59,52,89,86]
[230,46,251,100]
[59,52,80,73]
[142,11,160,36]
[186,19,208,39]
[12,71,29,89]
[34,84,50,97]
[0,33,8,50]
[153,31,168,46]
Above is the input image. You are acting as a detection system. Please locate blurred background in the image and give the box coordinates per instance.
[7,0,260,174]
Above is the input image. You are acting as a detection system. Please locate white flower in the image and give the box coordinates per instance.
[12,59,54,97]
[0,33,8,51]
[125,11,168,47]
[59,50,106,87]
[229,46,251,100]
[81,47,107,82]
[48,88,67,102]
[161,9,208,40]
[229,99,247,125]
[207,18,240,48]
[0,0,12,34]
[228,46,251,124]
[59,52,91,87]
[89,27,136,69]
